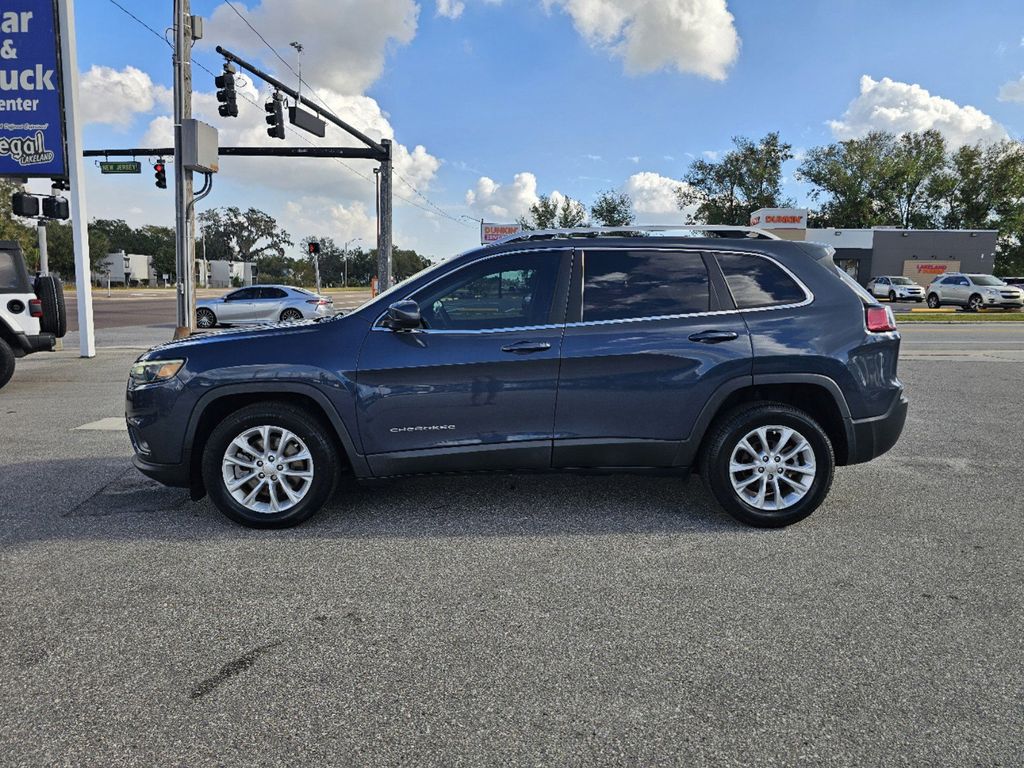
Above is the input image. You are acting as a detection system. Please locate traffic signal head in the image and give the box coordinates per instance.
[41,195,69,220]
[11,191,39,218]
[308,241,321,255]
[215,64,238,118]
[154,161,167,189]
[265,94,285,140]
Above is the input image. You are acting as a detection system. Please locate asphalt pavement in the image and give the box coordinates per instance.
[1,324,1021,766]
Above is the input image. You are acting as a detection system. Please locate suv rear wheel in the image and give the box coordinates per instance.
[700,402,834,528]
[0,339,15,389]
[201,402,339,528]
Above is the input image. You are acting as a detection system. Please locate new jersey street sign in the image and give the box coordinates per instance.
[0,2,67,178]
[99,161,141,174]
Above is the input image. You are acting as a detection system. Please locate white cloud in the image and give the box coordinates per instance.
[465,172,541,220]
[284,197,377,243]
[998,75,1024,103]
[829,75,1008,147]
[543,0,739,80]
[622,171,694,223]
[79,65,172,129]
[203,0,419,95]
[436,0,466,18]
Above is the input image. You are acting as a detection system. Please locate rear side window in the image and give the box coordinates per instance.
[0,251,29,292]
[716,252,806,309]
[260,287,288,299]
[583,249,709,322]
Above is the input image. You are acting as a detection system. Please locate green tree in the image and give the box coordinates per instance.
[889,130,947,229]
[518,194,588,229]
[44,222,111,278]
[679,132,794,225]
[590,190,634,227]
[198,206,291,262]
[0,178,39,268]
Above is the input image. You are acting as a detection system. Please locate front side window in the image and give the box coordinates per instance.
[716,252,806,309]
[583,249,709,322]
[413,251,562,331]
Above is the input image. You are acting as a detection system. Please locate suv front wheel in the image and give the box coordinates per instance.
[201,402,340,528]
[700,403,835,528]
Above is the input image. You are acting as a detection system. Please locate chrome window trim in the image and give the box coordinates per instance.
[370,244,814,334]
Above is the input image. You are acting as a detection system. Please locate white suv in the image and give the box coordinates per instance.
[0,241,66,389]
[926,273,1024,311]
[867,276,925,303]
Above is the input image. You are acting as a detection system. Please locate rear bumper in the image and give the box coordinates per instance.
[845,393,908,465]
[132,454,190,488]
[11,332,55,357]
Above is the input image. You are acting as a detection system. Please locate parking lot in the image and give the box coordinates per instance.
[1,318,1022,766]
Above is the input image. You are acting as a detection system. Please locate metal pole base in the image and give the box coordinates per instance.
[173,326,192,339]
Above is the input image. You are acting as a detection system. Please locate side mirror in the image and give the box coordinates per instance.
[384,300,421,331]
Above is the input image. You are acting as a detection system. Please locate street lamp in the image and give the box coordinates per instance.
[343,237,362,288]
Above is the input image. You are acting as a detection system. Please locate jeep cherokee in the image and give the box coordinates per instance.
[127,227,908,529]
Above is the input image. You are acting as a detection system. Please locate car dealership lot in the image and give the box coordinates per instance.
[1,325,1022,766]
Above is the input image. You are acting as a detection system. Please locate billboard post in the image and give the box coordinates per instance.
[57,0,95,357]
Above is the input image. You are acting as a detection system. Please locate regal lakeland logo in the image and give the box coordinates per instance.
[0,130,54,166]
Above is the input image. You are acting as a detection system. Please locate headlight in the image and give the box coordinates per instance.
[129,359,185,385]
[985,288,1001,296]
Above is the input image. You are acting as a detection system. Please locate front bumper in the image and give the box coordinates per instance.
[845,393,908,465]
[132,454,191,488]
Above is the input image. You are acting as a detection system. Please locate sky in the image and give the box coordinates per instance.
[38,0,1024,260]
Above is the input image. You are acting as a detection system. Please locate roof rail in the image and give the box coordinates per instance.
[491,224,782,246]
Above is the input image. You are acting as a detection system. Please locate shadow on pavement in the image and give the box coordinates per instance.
[1,456,747,547]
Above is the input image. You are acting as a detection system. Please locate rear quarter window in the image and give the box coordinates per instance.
[715,252,806,309]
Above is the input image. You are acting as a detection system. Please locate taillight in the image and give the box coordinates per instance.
[306,298,329,305]
[866,305,896,333]
[29,299,43,318]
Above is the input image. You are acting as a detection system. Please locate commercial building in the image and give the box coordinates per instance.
[748,208,998,285]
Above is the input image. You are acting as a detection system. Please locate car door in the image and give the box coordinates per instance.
[252,287,288,322]
[217,288,259,322]
[947,275,969,305]
[552,247,752,468]
[872,277,887,298]
[356,248,571,476]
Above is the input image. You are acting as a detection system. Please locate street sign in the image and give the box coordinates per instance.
[0,0,68,178]
[99,161,141,174]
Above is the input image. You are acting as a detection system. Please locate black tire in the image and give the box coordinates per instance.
[0,339,15,390]
[280,308,303,322]
[196,307,217,329]
[700,402,835,528]
[34,275,66,338]
[927,293,940,309]
[888,290,897,302]
[967,294,983,312]
[201,402,339,528]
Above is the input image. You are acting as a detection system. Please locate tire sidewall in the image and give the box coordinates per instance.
[202,406,336,528]
[281,309,302,322]
[706,407,834,528]
[197,308,216,328]
[927,294,939,308]
[0,339,15,389]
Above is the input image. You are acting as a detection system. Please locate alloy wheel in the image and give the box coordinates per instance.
[728,425,816,511]
[221,425,315,514]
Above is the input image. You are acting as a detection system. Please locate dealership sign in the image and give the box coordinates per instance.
[481,222,521,244]
[0,2,67,178]
[903,260,959,282]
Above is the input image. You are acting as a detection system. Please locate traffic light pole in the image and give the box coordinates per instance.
[172,0,196,337]
[378,140,393,292]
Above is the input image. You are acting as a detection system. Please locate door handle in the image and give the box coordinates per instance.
[501,340,552,354]
[688,330,739,344]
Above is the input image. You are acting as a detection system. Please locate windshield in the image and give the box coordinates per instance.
[968,274,1005,287]
[890,277,914,285]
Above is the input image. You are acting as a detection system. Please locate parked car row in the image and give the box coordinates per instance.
[195,285,335,328]
[868,273,1024,311]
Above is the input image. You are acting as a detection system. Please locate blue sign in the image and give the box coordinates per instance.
[0,1,66,178]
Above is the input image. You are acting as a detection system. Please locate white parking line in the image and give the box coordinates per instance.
[74,417,128,431]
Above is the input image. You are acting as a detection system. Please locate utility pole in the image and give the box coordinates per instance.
[172,0,196,337]
[36,220,48,275]
[378,139,393,291]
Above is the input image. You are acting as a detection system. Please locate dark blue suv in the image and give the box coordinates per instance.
[126,229,907,529]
